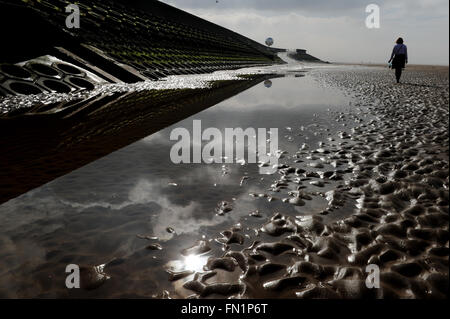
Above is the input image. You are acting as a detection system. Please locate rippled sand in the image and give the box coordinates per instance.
[0,65,447,299]
[174,65,449,299]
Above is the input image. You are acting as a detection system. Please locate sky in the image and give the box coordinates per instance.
[160,0,449,65]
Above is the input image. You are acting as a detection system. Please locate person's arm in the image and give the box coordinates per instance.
[405,46,408,64]
[389,46,396,62]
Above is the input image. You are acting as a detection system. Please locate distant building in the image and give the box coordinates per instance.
[289,49,323,62]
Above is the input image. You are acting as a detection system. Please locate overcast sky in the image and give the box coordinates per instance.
[160,0,449,65]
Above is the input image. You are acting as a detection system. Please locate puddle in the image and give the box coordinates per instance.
[0,69,355,298]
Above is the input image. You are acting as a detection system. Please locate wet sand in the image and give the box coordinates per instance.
[173,65,449,299]
[0,65,448,299]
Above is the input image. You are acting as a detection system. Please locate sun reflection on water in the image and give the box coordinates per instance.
[166,253,210,274]
[182,254,209,272]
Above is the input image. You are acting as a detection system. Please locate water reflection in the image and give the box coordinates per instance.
[169,254,210,273]
[0,75,273,204]
[0,73,352,298]
[183,255,208,272]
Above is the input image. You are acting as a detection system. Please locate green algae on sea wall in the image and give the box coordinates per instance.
[0,0,281,86]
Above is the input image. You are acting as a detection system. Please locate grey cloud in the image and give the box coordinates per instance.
[160,0,448,16]
[159,0,449,65]
[161,0,370,13]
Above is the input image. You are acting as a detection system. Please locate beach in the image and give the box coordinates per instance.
[0,64,448,298]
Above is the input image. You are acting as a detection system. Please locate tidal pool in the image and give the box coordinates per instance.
[0,71,354,298]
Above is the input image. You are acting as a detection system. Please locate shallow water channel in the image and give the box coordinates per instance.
[0,70,356,298]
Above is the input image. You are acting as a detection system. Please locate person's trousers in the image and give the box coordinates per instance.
[395,68,402,83]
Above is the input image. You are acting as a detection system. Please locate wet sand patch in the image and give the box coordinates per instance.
[171,66,449,299]
[0,66,447,299]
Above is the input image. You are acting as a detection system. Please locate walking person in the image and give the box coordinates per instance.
[389,37,408,83]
